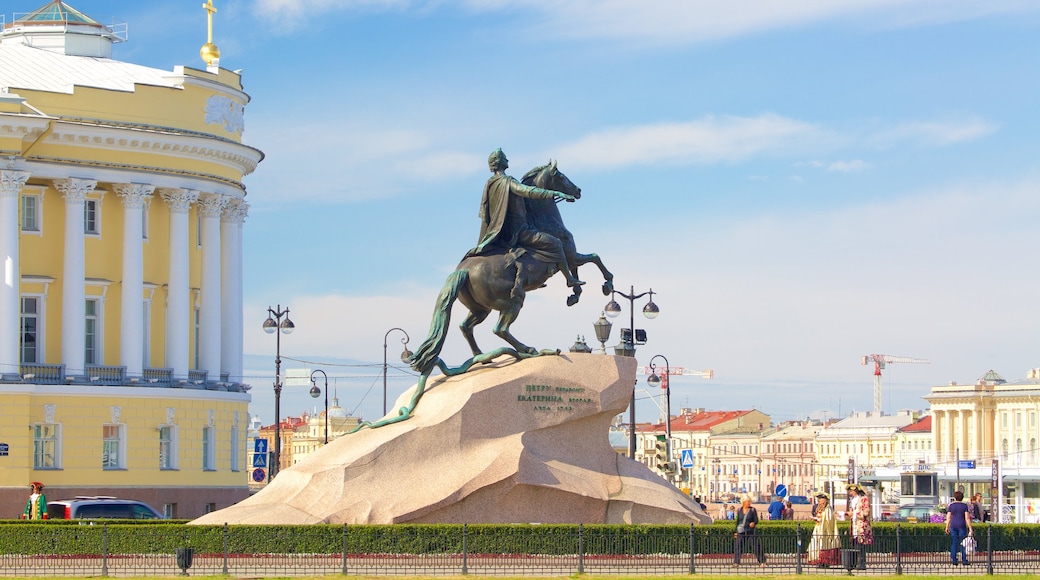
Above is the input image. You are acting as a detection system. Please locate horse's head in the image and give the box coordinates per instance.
[522,160,581,200]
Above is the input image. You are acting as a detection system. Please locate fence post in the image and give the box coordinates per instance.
[577,523,584,575]
[101,522,108,577]
[222,523,229,575]
[341,524,348,575]
[689,523,696,574]
[986,523,992,575]
[894,524,901,575]
[461,524,468,576]
[796,523,802,575]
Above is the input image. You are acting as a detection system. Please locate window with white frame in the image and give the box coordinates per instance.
[102,424,126,469]
[159,425,178,469]
[202,425,215,470]
[21,194,41,233]
[84,298,100,365]
[230,426,239,471]
[33,423,60,469]
[84,198,100,235]
[142,202,150,240]
[20,296,42,363]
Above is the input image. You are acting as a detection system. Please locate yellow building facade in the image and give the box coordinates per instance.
[0,1,262,518]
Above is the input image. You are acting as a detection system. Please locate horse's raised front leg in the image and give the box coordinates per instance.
[572,252,614,296]
[492,302,537,355]
[459,307,491,357]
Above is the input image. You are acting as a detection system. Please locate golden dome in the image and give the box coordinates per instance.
[200,42,219,65]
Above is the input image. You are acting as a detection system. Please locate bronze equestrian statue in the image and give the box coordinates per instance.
[351,150,612,431]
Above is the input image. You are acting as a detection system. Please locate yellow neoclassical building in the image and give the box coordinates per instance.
[0,1,262,518]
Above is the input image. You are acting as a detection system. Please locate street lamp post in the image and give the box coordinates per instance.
[646,354,672,477]
[603,285,659,458]
[382,328,413,416]
[309,369,329,444]
[263,305,294,479]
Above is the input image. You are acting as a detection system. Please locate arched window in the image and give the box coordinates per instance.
[1001,439,1009,460]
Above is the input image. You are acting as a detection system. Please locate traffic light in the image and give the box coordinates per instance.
[655,435,668,472]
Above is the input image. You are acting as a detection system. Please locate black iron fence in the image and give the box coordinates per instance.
[0,523,1038,577]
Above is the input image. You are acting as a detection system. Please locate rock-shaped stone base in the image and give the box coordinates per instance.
[191,354,710,525]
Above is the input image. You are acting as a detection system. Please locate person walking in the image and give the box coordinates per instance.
[782,499,794,520]
[969,493,983,522]
[733,494,766,566]
[945,490,974,565]
[767,496,784,520]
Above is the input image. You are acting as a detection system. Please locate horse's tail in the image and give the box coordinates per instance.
[408,269,468,375]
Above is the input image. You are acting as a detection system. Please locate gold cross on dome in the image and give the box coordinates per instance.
[203,0,217,43]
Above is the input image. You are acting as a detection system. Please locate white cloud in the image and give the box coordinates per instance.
[827,160,868,172]
[869,118,998,148]
[252,0,1040,44]
[551,114,830,171]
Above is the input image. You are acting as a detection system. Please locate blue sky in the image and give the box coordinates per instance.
[46,0,1040,426]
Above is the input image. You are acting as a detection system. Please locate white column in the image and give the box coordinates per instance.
[198,193,227,380]
[114,183,154,377]
[220,199,247,384]
[159,188,198,380]
[0,170,30,375]
[54,178,96,375]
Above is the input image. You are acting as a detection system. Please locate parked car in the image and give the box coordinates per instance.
[788,495,811,505]
[889,504,941,523]
[46,496,164,520]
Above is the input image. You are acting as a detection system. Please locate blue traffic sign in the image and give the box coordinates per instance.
[252,468,266,482]
[958,460,976,469]
[253,453,267,468]
[775,484,788,498]
[254,438,268,455]
[680,449,695,469]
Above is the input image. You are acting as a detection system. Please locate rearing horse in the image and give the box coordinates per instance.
[409,161,613,376]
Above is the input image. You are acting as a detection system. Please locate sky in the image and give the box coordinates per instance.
[37,0,1040,427]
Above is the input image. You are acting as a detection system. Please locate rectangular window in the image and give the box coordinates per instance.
[202,426,215,470]
[159,426,176,469]
[84,298,99,365]
[1016,412,1022,428]
[142,204,149,240]
[33,423,60,469]
[84,199,99,234]
[21,194,40,232]
[193,307,200,369]
[142,300,150,368]
[162,503,176,519]
[102,424,124,469]
[230,426,239,471]
[20,296,40,363]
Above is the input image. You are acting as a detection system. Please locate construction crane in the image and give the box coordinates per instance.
[861,354,930,414]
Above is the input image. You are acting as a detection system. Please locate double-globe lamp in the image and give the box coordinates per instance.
[263,305,294,479]
[599,286,659,458]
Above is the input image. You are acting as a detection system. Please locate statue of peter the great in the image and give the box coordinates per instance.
[466,148,584,288]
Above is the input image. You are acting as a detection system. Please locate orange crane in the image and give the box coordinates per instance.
[861,354,930,414]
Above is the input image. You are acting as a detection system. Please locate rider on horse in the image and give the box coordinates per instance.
[466,148,585,288]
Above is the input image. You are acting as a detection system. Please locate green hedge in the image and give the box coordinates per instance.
[0,520,1036,556]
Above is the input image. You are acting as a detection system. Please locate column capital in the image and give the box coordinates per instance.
[159,188,200,213]
[113,183,156,209]
[54,178,97,203]
[221,198,249,224]
[197,193,229,218]
[0,170,31,197]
